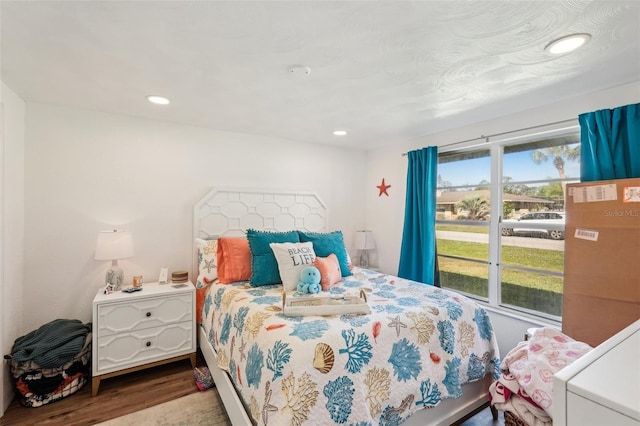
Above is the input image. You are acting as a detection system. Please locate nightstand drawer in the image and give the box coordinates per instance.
[95,321,194,374]
[97,293,192,337]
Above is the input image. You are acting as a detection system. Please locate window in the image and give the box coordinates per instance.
[436,129,580,321]
[437,150,491,299]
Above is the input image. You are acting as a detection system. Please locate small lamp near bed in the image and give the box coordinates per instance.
[95,229,134,292]
[354,230,375,268]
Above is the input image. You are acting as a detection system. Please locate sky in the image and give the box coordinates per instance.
[438,149,581,188]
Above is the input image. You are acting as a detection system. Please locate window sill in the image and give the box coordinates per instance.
[478,301,561,330]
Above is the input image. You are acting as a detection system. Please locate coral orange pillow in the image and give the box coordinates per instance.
[216,237,252,284]
[314,254,342,291]
[195,282,209,325]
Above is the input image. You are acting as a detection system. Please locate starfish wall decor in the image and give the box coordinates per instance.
[377,178,391,197]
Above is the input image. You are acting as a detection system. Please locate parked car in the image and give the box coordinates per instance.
[501,212,566,240]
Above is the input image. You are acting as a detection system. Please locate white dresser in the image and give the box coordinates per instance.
[91,281,196,396]
[553,320,640,426]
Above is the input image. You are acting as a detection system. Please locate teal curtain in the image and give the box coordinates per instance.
[398,147,440,286]
[579,103,640,181]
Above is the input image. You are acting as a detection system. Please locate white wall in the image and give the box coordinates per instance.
[1,83,26,414]
[364,81,640,354]
[22,103,367,333]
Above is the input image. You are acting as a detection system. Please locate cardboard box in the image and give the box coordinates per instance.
[562,177,640,347]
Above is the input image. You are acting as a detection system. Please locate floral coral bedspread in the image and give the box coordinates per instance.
[201,268,500,425]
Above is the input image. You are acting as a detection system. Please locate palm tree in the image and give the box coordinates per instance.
[531,144,580,179]
[532,144,580,207]
[457,194,490,220]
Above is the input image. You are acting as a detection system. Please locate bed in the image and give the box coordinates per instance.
[194,188,500,425]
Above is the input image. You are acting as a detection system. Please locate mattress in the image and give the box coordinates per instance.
[200,267,501,425]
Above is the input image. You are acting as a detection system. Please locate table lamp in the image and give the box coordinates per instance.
[354,230,375,268]
[95,229,134,291]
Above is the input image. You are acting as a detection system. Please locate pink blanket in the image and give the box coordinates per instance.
[490,328,592,422]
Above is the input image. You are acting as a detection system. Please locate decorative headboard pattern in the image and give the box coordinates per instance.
[193,187,327,277]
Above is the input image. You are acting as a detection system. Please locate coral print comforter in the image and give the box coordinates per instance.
[201,268,501,425]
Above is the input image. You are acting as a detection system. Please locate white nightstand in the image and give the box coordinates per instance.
[91,281,196,396]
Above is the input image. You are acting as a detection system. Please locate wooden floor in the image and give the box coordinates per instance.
[457,406,505,426]
[0,352,205,426]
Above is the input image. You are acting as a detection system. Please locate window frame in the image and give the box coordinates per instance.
[437,122,580,322]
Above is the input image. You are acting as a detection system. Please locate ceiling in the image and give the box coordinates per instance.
[2,1,639,150]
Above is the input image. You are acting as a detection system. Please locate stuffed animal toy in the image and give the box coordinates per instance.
[297,266,321,294]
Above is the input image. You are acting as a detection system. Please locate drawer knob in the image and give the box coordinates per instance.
[146,312,151,317]
[146,341,151,347]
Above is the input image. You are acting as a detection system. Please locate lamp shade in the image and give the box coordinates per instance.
[95,230,134,260]
[354,230,376,250]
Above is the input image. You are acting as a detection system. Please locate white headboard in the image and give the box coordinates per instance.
[193,187,327,278]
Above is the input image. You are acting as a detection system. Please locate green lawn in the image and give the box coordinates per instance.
[436,224,488,234]
[437,239,564,274]
[436,236,564,316]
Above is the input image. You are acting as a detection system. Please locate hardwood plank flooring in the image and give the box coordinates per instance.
[0,352,205,426]
[457,406,505,426]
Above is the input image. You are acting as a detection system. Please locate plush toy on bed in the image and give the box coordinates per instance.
[297,266,321,293]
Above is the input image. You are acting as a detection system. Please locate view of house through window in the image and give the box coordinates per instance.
[436,150,491,299]
[436,131,580,320]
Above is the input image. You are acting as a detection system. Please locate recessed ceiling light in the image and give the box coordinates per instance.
[545,33,591,55]
[333,130,347,136]
[147,95,170,105]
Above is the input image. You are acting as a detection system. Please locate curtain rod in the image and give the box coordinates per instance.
[401,118,578,156]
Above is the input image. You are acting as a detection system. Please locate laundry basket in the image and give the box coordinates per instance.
[504,411,530,426]
[5,319,92,407]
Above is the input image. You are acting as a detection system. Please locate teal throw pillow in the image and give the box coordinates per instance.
[297,230,352,277]
[247,229,300,286]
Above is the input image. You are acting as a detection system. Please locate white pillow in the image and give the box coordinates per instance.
[269,241,316,292]
[195,238,218,283]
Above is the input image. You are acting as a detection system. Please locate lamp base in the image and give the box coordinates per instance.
[360,252,370,269]
[105,261,124,292]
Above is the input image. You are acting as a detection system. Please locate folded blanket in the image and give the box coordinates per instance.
[494,394,551,426]
[489,327,592,421]
[490,376,551,426]
[9,319,92,368]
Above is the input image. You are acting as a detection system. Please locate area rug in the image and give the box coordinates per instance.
[95,390,231,426]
